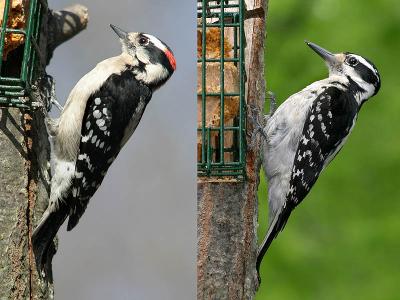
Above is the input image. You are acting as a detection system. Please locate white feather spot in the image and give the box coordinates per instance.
[96,119,105,127]
[95,98,101,105]
[93,110,102,119]
[301,136,309,145]
[321,122,327,134]
[294,169,304,177]
[289,185,295,194]
[91,135,97,143]
[78,154,88,161]
[81,135,90,143]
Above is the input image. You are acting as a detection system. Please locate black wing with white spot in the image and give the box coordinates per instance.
[286,86,358,207]
[257,87,359,273]
[67,70,152,230]
[257,86,359,275]
[275,87,358,236]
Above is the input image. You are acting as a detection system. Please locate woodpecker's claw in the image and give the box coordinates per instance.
[40,75,64,113]
[247,104,267,149]
[267,91,277,116]
[51,98,64,112]
[247,90,278,149]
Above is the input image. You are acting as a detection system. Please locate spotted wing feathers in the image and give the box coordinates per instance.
[257,86,358,274]
[67,96,116,230]
[287,86,358,206]
[67,71,152,230]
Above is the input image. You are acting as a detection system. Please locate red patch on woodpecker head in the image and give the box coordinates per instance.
[164,49,176,71]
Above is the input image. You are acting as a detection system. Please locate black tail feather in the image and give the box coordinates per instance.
[256,206,292,283]
[32,201,69,283]
[66,214,79,231]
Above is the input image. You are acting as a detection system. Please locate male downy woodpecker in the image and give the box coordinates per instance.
[257,41,380,278]
[32,24,176,280]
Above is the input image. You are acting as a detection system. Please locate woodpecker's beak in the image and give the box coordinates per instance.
[110,24,128,39]
[305,41,340,66]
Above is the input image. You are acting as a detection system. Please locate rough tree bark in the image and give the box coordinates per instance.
[197,0,267,299]
[0,3,88,299]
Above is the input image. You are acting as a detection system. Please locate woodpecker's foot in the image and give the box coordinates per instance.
[247,104,268,149]
[51,98,64,112]
[267,90,277,117]
[260,91,277,130]
[39,75,64,112]
[44,116,58,137]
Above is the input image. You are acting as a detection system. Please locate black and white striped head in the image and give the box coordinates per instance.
[110,24,176,88]
[306,41,380,100]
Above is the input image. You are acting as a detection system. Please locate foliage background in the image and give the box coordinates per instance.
[257,0,400,299]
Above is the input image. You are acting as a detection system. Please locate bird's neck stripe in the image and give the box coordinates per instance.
[354,55,378,78]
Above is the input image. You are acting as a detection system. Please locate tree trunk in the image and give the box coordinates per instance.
[0,3,88,298]
[197,0,267,299]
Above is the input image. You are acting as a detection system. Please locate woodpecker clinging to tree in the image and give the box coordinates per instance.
[257,41,380,279]
[32,24,176,280]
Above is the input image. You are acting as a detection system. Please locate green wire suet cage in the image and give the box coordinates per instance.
[197,0,246,178]
[0,0,45,109]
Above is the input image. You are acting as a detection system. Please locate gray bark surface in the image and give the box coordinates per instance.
[0,3,88,299]
[197,0,267,299]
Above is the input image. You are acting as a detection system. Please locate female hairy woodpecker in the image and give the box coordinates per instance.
[257,41,380,279]
[32,24,176,280]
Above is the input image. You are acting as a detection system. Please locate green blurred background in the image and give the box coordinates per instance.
[256,0,400,299]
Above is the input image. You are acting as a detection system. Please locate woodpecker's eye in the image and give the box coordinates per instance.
[138,37,149,46]
[346,56,358,66]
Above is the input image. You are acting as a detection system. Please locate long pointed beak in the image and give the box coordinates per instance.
[305,41,339,65]
[110,24,128,39]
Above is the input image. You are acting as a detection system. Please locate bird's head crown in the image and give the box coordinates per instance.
[306,41,380,99]
[110,24,176,89]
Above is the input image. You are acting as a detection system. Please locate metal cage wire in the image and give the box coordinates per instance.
[197,0,246,178]
[0,0,44,109]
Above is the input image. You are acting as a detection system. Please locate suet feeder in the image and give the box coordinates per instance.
[197,0,246,178]
[0,0,45,109]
